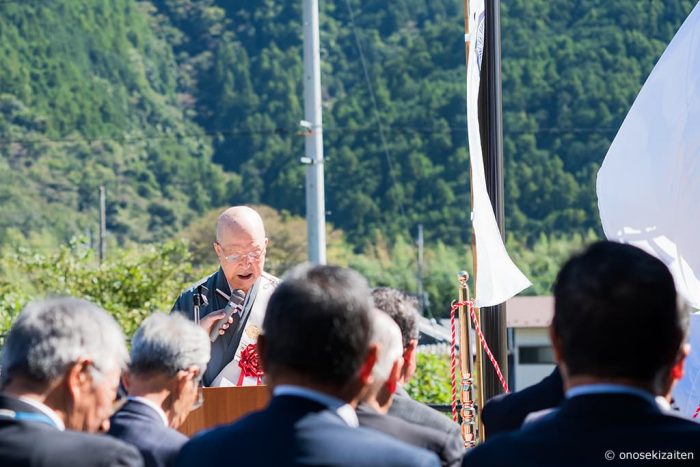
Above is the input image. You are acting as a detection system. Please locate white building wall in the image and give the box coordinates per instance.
[513,327,555,391]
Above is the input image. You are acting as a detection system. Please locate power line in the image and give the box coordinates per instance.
[0,125,618,145]
[343,0,410,230]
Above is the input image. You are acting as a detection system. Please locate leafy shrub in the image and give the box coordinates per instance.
[405,352,453,404]
[0,239,195,336]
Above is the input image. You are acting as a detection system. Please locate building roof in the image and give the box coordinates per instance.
[506,296,553,328]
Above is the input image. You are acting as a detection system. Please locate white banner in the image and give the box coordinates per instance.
[597,3,700,309]
[467,0,531,308]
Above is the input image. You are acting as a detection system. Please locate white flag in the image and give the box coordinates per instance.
[467,0,531,308]
[597,3,700,309]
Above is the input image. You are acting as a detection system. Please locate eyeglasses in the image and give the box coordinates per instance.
[219,246,266,265]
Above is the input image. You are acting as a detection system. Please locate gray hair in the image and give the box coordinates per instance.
[1,297,128,386]
[369,308,404,383]
[371,287,420,348]
[130,313,210,377]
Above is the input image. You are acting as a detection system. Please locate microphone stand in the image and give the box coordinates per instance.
[193,285,209,326]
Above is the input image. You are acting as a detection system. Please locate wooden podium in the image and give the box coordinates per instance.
[178,386,270,437]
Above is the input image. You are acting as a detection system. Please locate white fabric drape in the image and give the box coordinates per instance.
[467,0,531,307]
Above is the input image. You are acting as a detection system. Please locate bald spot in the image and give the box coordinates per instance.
[216,206,266,244]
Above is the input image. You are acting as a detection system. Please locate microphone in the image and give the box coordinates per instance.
[209,289,246,342]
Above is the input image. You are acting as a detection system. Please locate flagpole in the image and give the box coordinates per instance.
[463,0,487,441]
[478,0,509,406]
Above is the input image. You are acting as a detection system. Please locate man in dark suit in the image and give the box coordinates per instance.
[481,366,564,436]
[109,313,211,467]
[357,309,465,467]
[373,288,461,439]
[0,297,143,467]
[464,241,700,466]
[176,265,440,467]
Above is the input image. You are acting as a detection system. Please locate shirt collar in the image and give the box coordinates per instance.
[655,395,672,412]
[566,384,656,405]
[128,397,169,427]
[273,385,359,427]
[17,396,65,430]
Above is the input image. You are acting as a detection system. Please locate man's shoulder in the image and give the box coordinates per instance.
[296,408,439,467]
[177,402,438,467]
[2,427,144,467]
[109,403,187,448]
[359,407,464,466]
[482,367,564,436]
[464,406,700,467]
[347,424,441,466]
[172,270,221,312]
[260,271,279,286]
[389,391,460,436]
[177,270,220,298]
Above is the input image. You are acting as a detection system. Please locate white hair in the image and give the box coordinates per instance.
[369,308,404,383]
[1,297,128,386]
[130,313,210,377]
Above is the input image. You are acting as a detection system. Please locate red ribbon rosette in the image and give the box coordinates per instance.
[237,343,264,386]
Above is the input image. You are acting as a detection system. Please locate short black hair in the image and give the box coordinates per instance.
[371,287,420,348]
[262,264,373,387]
[553,241,687,382]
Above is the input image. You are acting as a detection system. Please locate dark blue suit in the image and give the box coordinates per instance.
[109,399,188,467]
[175,395,440,467]
[465,392,700,466]
[0,395,143,467]
[356,403,465,467]
[481,367,564,436]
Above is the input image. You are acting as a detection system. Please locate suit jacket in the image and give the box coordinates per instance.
[0,395,143,467]
[464,392,700,467]
[108,399,187,467]
[356,403,465,467]
[172,268,277,386]
[481,366,564,437]
[175,395,440,467]
[388,386,461,438]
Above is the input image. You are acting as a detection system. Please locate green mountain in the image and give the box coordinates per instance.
[0,0,233,244]
[0,0,695,248]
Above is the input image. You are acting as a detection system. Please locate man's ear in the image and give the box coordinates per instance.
[403,340,417,366]
[358,344,379,386]
[672,343,691,381]
[121,373,131,393]
[65,358,92,399]
[385,359,403,394]
[174,366,196,397]
[549,325,565,364]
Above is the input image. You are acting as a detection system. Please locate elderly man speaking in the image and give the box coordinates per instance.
[173,206,278,387]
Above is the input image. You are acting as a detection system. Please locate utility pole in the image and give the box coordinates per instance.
[416,224,426,316]
[302,0,327,264]
[98,185,106,264]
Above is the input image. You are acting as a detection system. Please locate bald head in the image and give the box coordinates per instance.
[370,308,404,383]
[213,206,268,292]
[216,206,266,244]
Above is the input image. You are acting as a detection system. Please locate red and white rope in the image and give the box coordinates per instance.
[450,300,510,394]
[449,303,459,422]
